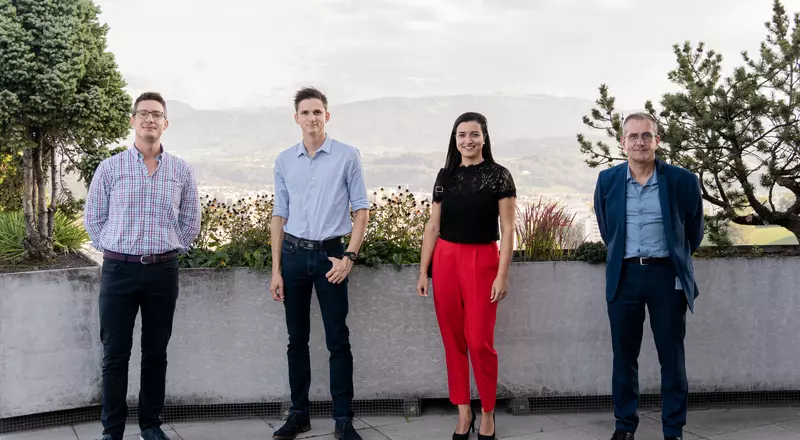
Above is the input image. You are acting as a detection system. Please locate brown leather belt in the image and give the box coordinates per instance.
[284,234,342,251]
[103,250,178,265]
[624,257,670,266]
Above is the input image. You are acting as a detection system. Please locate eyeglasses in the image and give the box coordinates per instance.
[625,132,655,143]
[133,110,166,120]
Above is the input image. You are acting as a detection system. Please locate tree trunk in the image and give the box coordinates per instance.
[21,129,56,261]
[22,147,36,242]
[35,144,47,237]
[48,144,56,246]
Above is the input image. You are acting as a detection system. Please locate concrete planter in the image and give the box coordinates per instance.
[1,258,799,418]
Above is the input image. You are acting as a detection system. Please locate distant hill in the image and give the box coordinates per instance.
[112,94,613,193]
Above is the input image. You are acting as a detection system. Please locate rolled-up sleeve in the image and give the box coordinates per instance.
[272,157,290,218]
[84,160,109,250]
[178,164,202,251]
[347,149,369,211]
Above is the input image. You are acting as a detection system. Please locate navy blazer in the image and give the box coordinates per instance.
[593,160,705,311]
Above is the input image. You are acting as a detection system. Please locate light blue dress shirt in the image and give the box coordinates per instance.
[624,165,669,258]
[273,135,369,241]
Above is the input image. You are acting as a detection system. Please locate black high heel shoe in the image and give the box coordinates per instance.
[477,411,495,440]
[452,407,476,440]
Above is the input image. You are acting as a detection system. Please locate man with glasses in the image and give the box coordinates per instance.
[85,92,201,440]
[593,113,704,440]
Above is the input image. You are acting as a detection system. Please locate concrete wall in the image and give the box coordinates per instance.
[1,258,799,418]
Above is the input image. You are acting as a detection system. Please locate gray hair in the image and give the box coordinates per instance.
[622,112,658,135]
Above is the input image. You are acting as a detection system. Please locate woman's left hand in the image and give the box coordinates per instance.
[490,275,508,303]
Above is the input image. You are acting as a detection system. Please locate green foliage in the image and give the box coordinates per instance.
[73,145,127,187]
[53,210,90,251]
[514,198,581,261]
[179,189,434,270]
[179,195,273,269]
[0,0,132,259]
[358,187,430,268]
[569,241,608,264]
[0,151,21,211]
[0,210,88,262]
[55,197,85,220]
[578,0,800,247]
[0,211,24,261]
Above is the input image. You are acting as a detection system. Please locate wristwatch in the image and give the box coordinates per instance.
[343,251,358,262]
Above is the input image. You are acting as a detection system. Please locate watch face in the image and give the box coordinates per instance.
[345,252,357,261]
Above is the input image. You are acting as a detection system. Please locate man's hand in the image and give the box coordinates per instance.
[326,256,353,284]
[270,273,285,301]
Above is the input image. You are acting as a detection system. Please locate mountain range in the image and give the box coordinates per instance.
[109,94,615,195]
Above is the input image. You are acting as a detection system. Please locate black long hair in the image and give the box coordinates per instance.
[440,112,495,187]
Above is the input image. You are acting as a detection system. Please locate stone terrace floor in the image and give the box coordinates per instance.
[3,403,800,440]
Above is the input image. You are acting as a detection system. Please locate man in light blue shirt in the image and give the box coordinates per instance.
[269,87,369,440]
[594,112,704,440]
[624,166,670,259]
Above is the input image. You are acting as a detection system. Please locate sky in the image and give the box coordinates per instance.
[95,0,800,111]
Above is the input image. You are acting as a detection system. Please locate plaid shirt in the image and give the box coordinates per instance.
[84,146,201,255]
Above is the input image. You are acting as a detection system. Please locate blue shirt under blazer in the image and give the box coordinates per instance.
[593,159,705,311]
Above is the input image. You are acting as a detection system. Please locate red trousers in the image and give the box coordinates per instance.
[431,238,500,411]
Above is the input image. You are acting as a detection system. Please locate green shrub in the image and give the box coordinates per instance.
[358,187,430,268]
[179,194,273,269]
[0,211,25,262]
[0,211,88,262]
[570,241,607,264]
[53,211,90,252]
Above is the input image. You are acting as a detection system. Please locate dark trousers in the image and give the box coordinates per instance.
[608,261,688,438]
[99,258,179,440]
[281,239,354,420]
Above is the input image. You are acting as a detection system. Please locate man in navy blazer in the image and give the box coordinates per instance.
[593,113,704,440]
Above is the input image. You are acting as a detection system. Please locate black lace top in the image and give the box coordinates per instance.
[432,161,516,244]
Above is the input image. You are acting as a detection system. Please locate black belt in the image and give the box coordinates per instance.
[103,250,177,265]
[624,257,671,266]
[284,234,342,251]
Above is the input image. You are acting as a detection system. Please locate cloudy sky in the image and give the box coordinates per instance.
[95,0,799,110]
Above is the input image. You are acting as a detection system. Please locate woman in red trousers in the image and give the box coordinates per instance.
[417,112,516,440]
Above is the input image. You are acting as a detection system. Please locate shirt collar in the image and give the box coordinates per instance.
[295,135,332,157]
[626,162,658,185]
[130,144,165,161]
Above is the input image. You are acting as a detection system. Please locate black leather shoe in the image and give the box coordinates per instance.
[140,427,170,440]
[664,437,682,440]
[611,430,635,440]
[273,413,311,439]
[334,419,362,440]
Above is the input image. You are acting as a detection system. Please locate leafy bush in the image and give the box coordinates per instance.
[180,189,433,270]
[0,211,25,261]
[179,195,273,269]
[0,211,89,263]
[515,198,581,261]
[358,187,430,268]
[569,241,607,264]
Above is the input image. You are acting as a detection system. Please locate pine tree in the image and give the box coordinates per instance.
[579,0,800,246]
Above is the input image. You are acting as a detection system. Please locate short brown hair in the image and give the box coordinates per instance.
[622,112,658,135]
[294,87,328,112]
[133,92,168,117]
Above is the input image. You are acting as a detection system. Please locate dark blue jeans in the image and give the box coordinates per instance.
[608,261,688,438]
[99,258,179,440]
[281,239,354,420]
